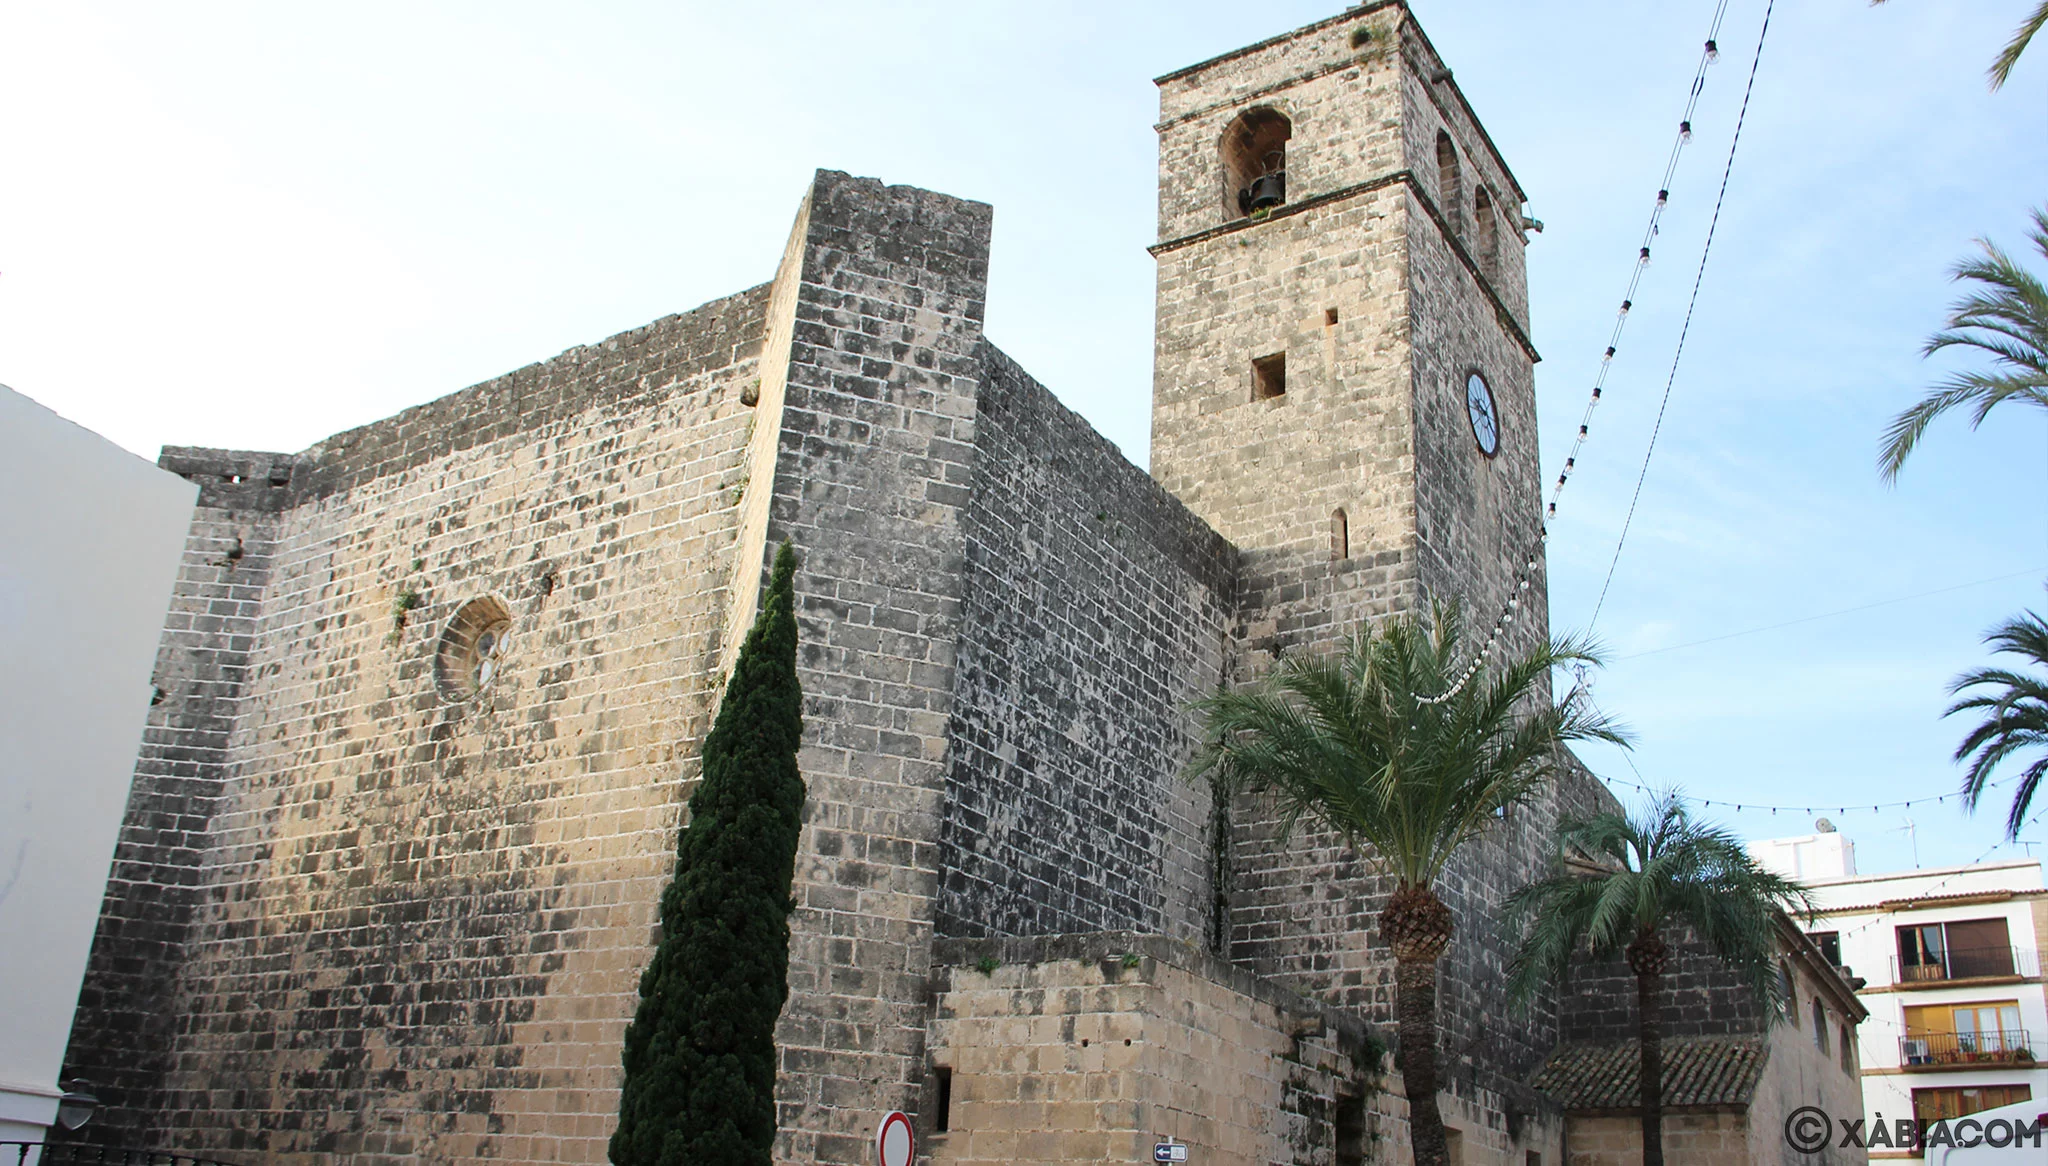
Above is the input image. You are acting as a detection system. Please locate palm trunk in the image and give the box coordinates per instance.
[1628,932,1669,1166]
[1382,884,1455,1166]
[1396,955,1449,1166]
[1636,968,1666,1166]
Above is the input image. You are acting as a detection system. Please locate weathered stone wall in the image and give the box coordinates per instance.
[1743,1017,1868,1166]
[1567,1111,1750,1166]
[926,933,1393,1166]
[1151,63,1420,566]
[1152,5,1409,245]
[935,346,1235,946]
[927,933,1568,1166]
[1560,1019,1871,1166]
[1555,917,1863,1050]
[1147,0,1604,1120]
[1557,928,1770,1047]
[1552,931,1869,1165]
[65,169,1004,1165]
[62,449,292,1149]
[64,285,773,1164]
[57,8,1688,1162]
[758,170,995,1163]
[1395,13,1530,332]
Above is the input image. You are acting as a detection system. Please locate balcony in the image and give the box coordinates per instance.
[1899,1030,2041,1070]
[1892,945,2036,985]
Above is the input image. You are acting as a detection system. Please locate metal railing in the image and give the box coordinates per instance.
[1899,1030,2040,1068]
[1892,945,2035,983]
[1,1144,239,1166]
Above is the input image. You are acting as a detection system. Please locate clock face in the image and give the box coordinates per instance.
[1466,371,1500,457]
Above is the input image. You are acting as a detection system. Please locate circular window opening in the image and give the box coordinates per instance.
[435,597,513,702]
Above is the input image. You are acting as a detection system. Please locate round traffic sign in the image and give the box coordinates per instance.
[877,1110,914,1166]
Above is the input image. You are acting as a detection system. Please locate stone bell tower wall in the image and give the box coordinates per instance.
[1393,13,1546,670]
[1150,4,1423,572]
[1145,4,1621,1124]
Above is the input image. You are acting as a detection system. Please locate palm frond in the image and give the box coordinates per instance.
[1990,0,2048,88]
[1507,792,1812,1017]
[1187,597,1626,892]
[1880,206,2048,482]
[1946,609,2048,839]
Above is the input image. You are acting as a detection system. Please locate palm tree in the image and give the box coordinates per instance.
[1878,205,2048,483]
[1188,600,1626,1166]
[1506,794,1813,1166]
[1951,608,2048,838]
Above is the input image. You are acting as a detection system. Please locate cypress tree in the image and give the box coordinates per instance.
[611,542,806,1166]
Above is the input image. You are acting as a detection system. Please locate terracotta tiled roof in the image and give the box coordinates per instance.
[1531,1036,1767,1112]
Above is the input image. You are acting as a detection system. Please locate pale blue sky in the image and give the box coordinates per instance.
[2,1,2042,873]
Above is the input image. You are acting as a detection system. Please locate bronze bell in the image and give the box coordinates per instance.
[1244,171,1285,212]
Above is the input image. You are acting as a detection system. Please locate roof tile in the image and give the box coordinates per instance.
[1531,1036,1767,1112]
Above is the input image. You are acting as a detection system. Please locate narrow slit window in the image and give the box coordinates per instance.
[1252,352,1287,401]
[934,1067,952,1132]
[1331,509,1349,560]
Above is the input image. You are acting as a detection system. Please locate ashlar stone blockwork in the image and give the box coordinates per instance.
[936,347,1235,946]
[61,7,1739,1165]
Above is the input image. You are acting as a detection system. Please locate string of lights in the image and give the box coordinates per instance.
[1591,770,2017,818]
[1574,695,2041,946]
[1832,808,2048,943]
[1415,0,1745,705]
[1588,0,1777,631]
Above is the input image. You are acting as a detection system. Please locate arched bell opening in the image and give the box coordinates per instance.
[1474,184,1499,278]
[1221,107,1292,220]
[1435,131,1463,236]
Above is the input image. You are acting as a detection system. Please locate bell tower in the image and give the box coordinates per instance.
[1149,1,1546,663]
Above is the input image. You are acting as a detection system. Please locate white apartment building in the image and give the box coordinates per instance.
[1754,829,2048,1160]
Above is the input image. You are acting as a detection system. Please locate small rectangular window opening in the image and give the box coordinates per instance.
[1526,1153,1543,1166]
[1252,352,1287,401]
[934,1067,952,1133]
[1325,307,1340,326]
[1334,1092,1367,1166]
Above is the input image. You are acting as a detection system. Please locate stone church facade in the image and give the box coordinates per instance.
[58,5,1860,1164]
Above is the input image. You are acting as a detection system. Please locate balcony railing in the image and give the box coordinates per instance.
[1899,1030,2041,1069]
[1892,945,2036,984]
[1,1143,239,1166]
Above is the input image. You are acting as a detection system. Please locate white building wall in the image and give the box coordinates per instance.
[1753,831,1858,881]
[0,386,196,1143]
[1793,853,2048,1159]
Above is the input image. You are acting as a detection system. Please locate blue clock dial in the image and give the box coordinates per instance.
[1466,372,1499,457]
